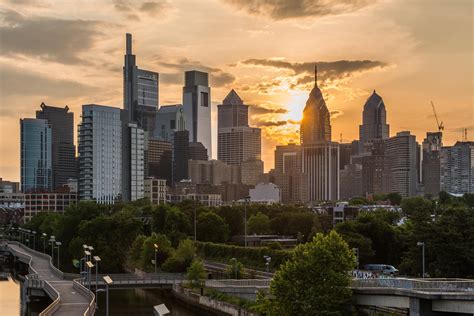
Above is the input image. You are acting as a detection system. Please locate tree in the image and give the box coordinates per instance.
[186,259,206,288]
[196,211,229,243]
[386,192,402,205]
[163,239,196,272]
[140,233,172,270]
[247,212,270,234]
[257,231,355,315]
[226,258,244,279]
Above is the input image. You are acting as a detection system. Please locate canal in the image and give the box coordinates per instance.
[0,257,214,315]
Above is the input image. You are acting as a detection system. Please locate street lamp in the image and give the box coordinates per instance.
[49,236,56,260]
[102,275,113,316]
[417,241,425,278]
[84,250,91,287]
[244,196,250,248]
[93,256,101,293]
[86,261,94,290]
[352,247,360,270]
[41,233,47,253]
[154,244,159,273]
[32,231,36,250]
[55,241,62,268]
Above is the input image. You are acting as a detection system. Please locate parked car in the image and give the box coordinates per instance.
[363,264,399,276]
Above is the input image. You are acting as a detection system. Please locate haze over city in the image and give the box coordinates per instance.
[0,0,472,181]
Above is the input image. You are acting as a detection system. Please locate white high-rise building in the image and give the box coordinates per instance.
[183,70,212,158]
[78,105,122,204]
[440,141,474,195]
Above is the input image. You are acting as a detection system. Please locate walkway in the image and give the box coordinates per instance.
[3,241,94,316]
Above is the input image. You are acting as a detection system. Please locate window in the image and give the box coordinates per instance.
[200,92,209,107]
[170,120,176,130]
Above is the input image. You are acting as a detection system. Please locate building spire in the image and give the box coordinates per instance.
[314,63,318,87]
[126,33,132,55]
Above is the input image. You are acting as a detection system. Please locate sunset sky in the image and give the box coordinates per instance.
[0,0,473,181]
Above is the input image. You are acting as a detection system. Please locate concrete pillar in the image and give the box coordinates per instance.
[409,297,432,316]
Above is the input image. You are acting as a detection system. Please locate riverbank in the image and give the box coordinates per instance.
[172,284,258,316]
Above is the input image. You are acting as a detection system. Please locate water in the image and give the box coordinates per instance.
[0,257,213,316]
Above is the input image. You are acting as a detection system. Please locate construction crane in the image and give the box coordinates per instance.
[431,101,444,132]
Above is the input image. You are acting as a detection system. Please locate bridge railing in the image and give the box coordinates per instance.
[73,278,96,316]
[78,273,186,286]
[205,279,272,288]
[39,281,61,316]
[352,278,474,292]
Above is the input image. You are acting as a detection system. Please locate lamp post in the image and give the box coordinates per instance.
[41,233,47,253]
[32,231,36,250]
[49,236,56,260]
[244,196,250,248]
[417,241,425,278]
[93,256,101,293]
[154,244,159,273]
[193,206,197,242]
[84,250,91,288]
[86,261,94,290]
[103,276,113,316]
[264,256,271,272]
[81,244,88,275]
[352,247,359,270]
[55,241,62,268]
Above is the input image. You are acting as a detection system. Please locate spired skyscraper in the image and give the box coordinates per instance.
[123,33,159,133]
[359,90,390,144]
[300,65,339,201]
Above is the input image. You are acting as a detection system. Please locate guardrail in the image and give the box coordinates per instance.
[73,279,96,316]
[205,279,272,288]
[78,273,186,287]
[39,281,61,316]
[352,278,474,292]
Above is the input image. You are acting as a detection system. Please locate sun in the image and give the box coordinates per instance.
[284,91,307,123]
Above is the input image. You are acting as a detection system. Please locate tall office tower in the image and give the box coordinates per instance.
[217,90,261,166]
[217,89,248,129]
[440,141,474,194]
[121,120,145,202]
[188,160,237,185]
[145,137,172,185]
[189,142,208,160]
[123,33,159,133]
[386,131,418,197]
[361,140,388,195]
[173,130,190,183]
[339,142,356,170]
[301,65,339,201]
[155,104,185,141]
[339,163,363,199]
[78,105,122,204]
[183,70,212,157]
[273,144,309,203]
[20,119,52,193]
[359,90,390,145]
[36,103,76,189]
[422,132,442,196]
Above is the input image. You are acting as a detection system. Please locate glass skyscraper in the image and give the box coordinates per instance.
[20,118,52,193]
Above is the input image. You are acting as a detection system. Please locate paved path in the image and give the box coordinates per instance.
[7,243,91,316]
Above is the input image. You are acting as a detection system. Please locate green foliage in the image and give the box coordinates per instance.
[247,212,270,234]
[195,241,291,270]
[257,231,354,315]
[270,212,314,242]
[186,259,206,287]
[438,191,452,205]
[463,193,474,208]
[196,211,229,243]
[226,258,244,279]
[386,192,402,205]
[162,239,196,272]
[151,205,191,246]
[140,233,172,271]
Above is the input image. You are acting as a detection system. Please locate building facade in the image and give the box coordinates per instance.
[20,118,52,193]
[24,192,77,221]
[78,105,122,204]
[422,132,442,196]
[249,183,281,204]
[144,178,167,205]
[183,70,212,157]
[122,122,145,201]
[0,178,20,193]
[123,33,159,133]
[359,90,390,145]
[155,104,185,141]
[36,103,77,189]
[145,137,172,185]
[173,130,190,183]
[440,141,474,194]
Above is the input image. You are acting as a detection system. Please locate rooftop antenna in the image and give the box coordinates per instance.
[314,63,318,87]
[463,128,468,141]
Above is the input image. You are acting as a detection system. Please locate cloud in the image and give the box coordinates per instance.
[140,1,171,14]
[113,0,171,19]
[255,120,287,127]
[156,57,236,87]
[330,109,343,118]
[3,0,50,7]
[0,63,99,117]
[221,0,377,20]
[0,9,104,64]
[249,104,288,115]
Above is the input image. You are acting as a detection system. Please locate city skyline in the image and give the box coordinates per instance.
[1,0,473,181]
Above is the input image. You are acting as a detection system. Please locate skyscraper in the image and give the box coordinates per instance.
[359,90,390,145]
[20,118,52,193]
[183,70,212,157]
[173,130,190,183]
[36,103,76,189]
[145,137,172,185]
[123,33,159,133]
[300,65,339,201]
[440,141,474,194]
[422,132,442,196]
[121,121,145,202]
[155,104,185,141]
[78,105,122,204]
[386,131,418,197]
[217,90,261,165]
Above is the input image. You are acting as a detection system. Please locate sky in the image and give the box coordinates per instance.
[0,0,473,182]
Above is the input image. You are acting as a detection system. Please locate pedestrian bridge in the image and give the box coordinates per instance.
[78,272,186,289]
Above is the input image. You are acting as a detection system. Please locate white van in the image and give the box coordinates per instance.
[363,264,399,276]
